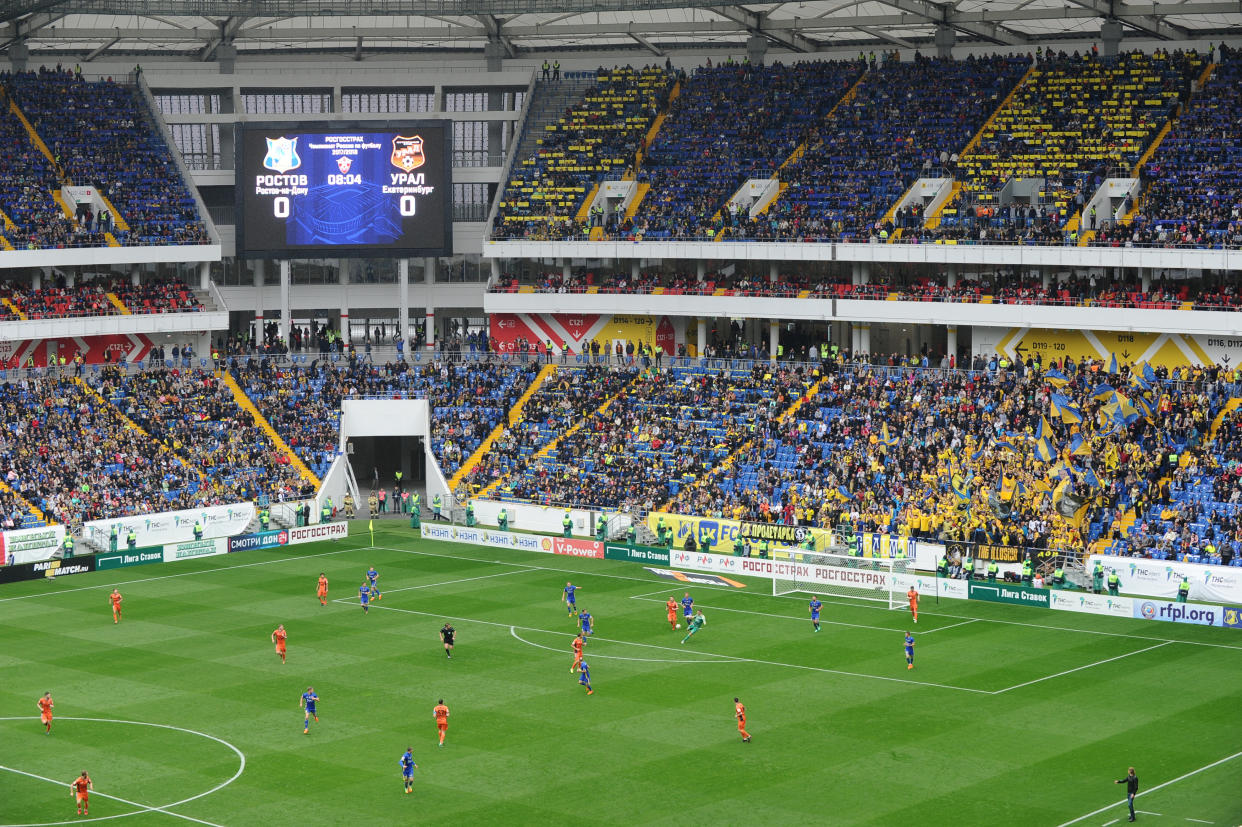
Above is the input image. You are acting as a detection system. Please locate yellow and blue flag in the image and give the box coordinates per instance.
[1045,368,1070,388]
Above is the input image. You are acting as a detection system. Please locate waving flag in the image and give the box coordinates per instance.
[1045,368,1071,388]
[1050,393,1084,424]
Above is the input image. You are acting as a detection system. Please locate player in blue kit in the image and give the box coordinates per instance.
[681,592,694,625]
[904,632,915,670]
[399,747,417,794]
[367,567,382,601]
[578,660,593,695]
[579,609,593,636]
[301,686,319,734]
[809,596,823,632]
[359,581,371,614]
[563,581,578,616]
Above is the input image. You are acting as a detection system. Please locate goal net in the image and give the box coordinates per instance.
[771,550,913,609]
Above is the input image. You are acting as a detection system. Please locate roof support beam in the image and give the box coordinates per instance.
[873,0,1029,45]
[476,14,516,58]
[83,32,119,60]
[628,30,665,56]
[1062,0,1189,40]
[855,25,915,48]
[709,5,818,52]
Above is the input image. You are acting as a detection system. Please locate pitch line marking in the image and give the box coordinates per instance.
[1136,812,1163,816]
[919,619,979,635]
[990,641,1172,695]
[1056,748,1242,827]
[508,626,736,664]
[0,540,373,605]
[1101,820,1119,826]
[1184,818,1214,823]
[332,598,990,693]
[0,716,245,827]
[367,545,1242,653]
[379,568,535,595]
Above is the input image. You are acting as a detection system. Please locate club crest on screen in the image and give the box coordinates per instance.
[391,136,425,172]
[336,156,352,174]
[263,137,301,173]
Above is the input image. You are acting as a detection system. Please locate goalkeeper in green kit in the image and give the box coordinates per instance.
[680,609,706,644]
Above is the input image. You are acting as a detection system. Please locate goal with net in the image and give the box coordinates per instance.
[771,550,914,609]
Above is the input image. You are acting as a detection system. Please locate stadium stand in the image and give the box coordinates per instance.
[0,79,83,250]
[493,66,675,240]
[758,54,1030,242]
[7,69,209,247]
[1097,48,1242,248]
[631,58,864,239]
[489,362,814,510]
[0,275,203,319]
[910,48,1204,244]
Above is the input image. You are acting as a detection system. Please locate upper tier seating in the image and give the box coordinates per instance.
[494,67,675,240]
[631,59,864,239]
[759,54,1029,242]
[913,49,1204,243]
[0,275,203,320]
[7,69,209,247]
[0,82,83,249]
[1097,49,1242,248]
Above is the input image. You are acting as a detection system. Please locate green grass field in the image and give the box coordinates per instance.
[2,521,1241,826]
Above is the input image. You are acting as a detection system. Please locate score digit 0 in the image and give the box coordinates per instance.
[400,195,416,216]
[273,196,290,218]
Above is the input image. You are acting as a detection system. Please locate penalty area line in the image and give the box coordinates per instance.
[989,641,1172,695]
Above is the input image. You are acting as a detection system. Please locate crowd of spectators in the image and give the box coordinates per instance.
[741,54,1029,242]
[492,267,1242,311]
[630,58,864,239]
[1097,48,1242,249]
[6,67,209,247]
[493,65,675,240]
[0,274,202,319]
[489,363,811,511]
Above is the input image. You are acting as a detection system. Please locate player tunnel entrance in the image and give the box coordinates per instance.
[331,399,452,515]
[349,435,426,494]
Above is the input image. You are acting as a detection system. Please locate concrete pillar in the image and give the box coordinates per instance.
[425,257,437,284]
[1100,20,1123,58]
[1141,267,1151,293]
[746,34,768,67]
[398,258,410,354]
[338,259,349,285]
[9,42,29,73]
[254,260,264,340]
[490,259,501,281]
[279,260,291,344]
[697,318,708,356]
[696,260,706,282]
[934,23,956,60]
[130,265,139,287]
[851,262,861,286]
[769,261,778,284]
[483,40,505,73]
[34,268,45,290]
[425,308,436,351]
[631,260,640,279]
[199,261,210,291]
[851,323,861,354]
[947,326,958,362]
[769,320,779,361]
[562,258,571,281]
[66,271,75,288]
[341,304,350,344]
[860,323,871,355]
[859,263,871,284]
[946,265,958,288]
[1042,271,1052,290]
[217,43,237,74]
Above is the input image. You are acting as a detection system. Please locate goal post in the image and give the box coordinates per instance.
[771,550,914,609]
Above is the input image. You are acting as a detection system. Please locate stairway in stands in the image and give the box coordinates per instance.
[509,77,598,184]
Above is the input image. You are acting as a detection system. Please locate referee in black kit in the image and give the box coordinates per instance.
[1114,766,1139,821]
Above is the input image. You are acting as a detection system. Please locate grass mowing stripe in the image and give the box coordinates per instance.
[990,641,1173,695]
[338,597,992,693]
[1055,749,1242,827]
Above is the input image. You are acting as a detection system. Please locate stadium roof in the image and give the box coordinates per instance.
[1,0,1239,60]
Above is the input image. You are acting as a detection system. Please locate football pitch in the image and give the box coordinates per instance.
[2,522,1241,827]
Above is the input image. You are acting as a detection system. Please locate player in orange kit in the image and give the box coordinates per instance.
[734,697,751,743]
[433,699,450,746]
[271,624,288,664]
[907,587,919,624]
[69,771,92,816]
[37,692,53,734]
[569,633,585,673]
[316,573,329,607]
[109,588,123,623]
[666,596,678,630]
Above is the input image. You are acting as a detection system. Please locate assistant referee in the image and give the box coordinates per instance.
[1114,766,1138,822]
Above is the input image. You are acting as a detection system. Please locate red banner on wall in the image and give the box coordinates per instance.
[489,313,676,355]
[0,334,155,369]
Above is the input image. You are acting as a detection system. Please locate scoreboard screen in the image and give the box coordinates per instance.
[235,121,452,258]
